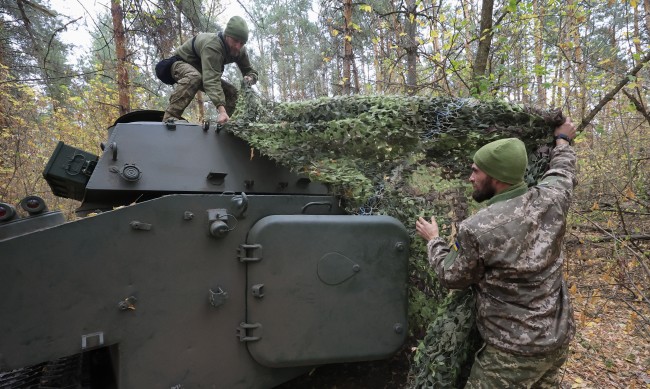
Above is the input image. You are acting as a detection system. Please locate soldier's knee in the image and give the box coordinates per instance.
[187,70,202,83]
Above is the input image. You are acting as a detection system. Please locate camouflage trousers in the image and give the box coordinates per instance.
[163,61,238,121]
[464,343,569,388]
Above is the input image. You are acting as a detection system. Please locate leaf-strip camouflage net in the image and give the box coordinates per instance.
[230,85,562,211]
[229,84,563,388]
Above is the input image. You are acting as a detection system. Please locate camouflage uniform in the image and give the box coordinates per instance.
[163,32,258,121]
[427,144,577,387]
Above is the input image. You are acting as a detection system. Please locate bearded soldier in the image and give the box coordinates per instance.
[416,118,578,387]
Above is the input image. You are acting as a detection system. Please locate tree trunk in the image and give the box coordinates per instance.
[472,0,494,94]
[373,32,382,93]
[461,1,474,70]
[111,0,130,116]
[404,0,417,95]
[567,0,586,120]
[342,0,353,95]
[533,0,546,106]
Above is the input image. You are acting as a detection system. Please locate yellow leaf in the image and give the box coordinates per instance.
[624,186,636,200]
[591,201,599,210]
[331,29,339,37]
[358,4,372,12]
[570,284,578,294]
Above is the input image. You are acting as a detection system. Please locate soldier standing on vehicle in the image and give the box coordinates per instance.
[415,118,578,387]
[161,16,258,124]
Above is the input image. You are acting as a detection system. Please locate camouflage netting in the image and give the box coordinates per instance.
[228,83,564,388]
[230,85,562,211]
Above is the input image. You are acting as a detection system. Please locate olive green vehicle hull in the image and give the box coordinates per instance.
[0,112,409,388]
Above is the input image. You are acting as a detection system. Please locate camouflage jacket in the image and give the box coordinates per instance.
[175,32,258,108]
[427,144,577,356]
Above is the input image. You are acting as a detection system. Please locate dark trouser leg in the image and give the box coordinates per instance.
[163,61,203,121]
[464,344,570,388]
[221,79,239,117]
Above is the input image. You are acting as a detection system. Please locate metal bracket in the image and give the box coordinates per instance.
[64,153,96,177]
[237,322,261,342]
[209,287,229,308]
[237,244,263,263]
[81,332,104,350]
[118,296,137,311]
[207,172,227,186]
[251,284,265,298]
[130,221,152,231]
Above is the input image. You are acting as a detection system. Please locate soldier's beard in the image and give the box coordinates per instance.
[472,179,497,203]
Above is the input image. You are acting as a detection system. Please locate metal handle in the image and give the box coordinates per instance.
[231,192,248,217]
[110,142,118,161]
[301,202,332,214]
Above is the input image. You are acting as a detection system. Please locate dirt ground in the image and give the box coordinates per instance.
[276,244,650,389]
[560,242,650,389]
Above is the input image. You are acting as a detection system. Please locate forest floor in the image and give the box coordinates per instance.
[277,240,650,389]
[561,239,650,389]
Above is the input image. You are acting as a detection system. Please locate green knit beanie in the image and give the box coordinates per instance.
[472,138,527,185]
[224,16,249,44]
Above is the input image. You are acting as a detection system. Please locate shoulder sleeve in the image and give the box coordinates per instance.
[236,48,258,82]
[538,144,578,203]
[427,224,483,289]
[200,37,227,107]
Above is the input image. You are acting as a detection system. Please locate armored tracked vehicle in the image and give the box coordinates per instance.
[0,111,409,388]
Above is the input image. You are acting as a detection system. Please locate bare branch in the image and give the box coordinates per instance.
[622,88,650,125]
[578,51,650,131]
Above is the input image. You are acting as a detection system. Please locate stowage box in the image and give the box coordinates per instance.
[43,141,98,201]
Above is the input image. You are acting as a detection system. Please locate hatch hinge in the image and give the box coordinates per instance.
[237,322,262,342]
[237,243,263,263]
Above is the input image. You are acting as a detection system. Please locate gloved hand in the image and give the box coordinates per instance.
[243,75,256,86]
